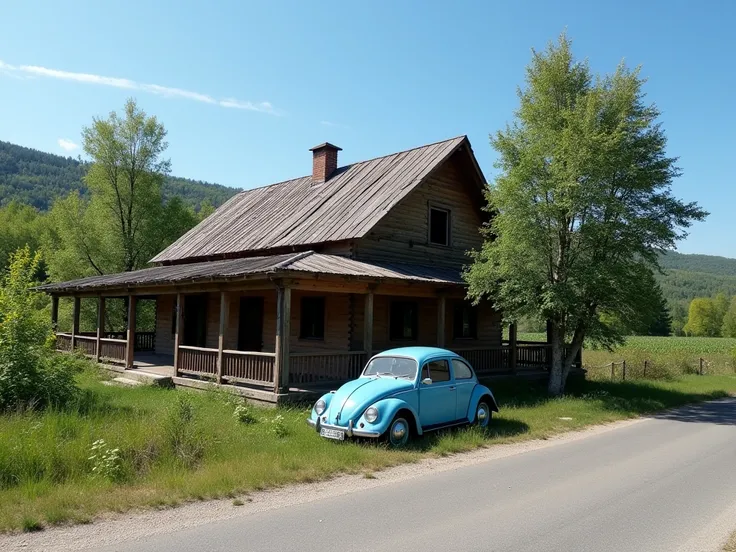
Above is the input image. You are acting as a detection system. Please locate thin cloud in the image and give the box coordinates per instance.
[58,138,79,152]
[0,59,280,115]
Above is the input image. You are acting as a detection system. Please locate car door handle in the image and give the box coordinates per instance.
[449,386,456,390]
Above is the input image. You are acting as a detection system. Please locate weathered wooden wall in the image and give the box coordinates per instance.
[155,295,175,356]
[353,152,484,269]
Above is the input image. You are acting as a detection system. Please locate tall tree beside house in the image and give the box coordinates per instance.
[464,34,706,395]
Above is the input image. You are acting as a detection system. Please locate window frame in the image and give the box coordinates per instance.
[453,302,478,340]
[428,204,451,247]
[299,296,326,340]
[422,359,451,383]
[389,300,419,341]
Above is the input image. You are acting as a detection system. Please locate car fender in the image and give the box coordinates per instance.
[361,397,423,436]
[467,384,499,422]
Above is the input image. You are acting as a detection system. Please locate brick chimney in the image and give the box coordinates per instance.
[309,142,342,183]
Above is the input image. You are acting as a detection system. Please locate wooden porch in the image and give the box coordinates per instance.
[50,272,579,403]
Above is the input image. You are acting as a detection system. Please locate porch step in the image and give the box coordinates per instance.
[111,377,145,387]
[117,370,173,387]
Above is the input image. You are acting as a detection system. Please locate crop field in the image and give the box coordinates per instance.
[519,333,736,380]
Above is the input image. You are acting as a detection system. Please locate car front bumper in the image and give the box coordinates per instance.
[307,417,381,438]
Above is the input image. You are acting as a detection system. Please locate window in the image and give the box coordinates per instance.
[300,297,325,339]
[429,207,450,246]
[390,301,418,340]
[423,359,450,382]
[453,303,478,339]
[363,357,418,379]
[452,359,473,380]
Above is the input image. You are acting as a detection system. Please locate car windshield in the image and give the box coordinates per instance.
[363,356,418,379]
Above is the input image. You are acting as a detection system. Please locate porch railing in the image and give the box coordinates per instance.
[222,350,275,385]
[178,346,218,378]
[101,331,155,352]
[290,351,367,385]
[455,346,510,375]
[99,338,126,363]
[56,333,73,352]
[73,335,97,356]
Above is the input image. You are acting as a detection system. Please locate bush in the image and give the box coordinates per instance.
[233,402,256,424]
[0,247,80,411]
[163,394,206,467]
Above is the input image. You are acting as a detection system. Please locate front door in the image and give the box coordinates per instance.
[238,297,264,351]
[183,295,207,347]
[419,359,457,428]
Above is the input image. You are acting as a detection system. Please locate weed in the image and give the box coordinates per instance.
[88,439,123,482]
[233,403,256,424]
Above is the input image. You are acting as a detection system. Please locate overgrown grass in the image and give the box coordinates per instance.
[0,364,734,533]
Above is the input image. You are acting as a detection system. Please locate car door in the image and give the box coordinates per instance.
[452,358,476,420]
[419,359,457,427]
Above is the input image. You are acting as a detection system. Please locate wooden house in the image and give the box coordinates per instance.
[41,136,564,403]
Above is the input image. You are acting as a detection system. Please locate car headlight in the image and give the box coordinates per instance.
[315,399,326,416]
[364,406,379,423]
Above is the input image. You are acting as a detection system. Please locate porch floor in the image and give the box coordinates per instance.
[130,353,175,377]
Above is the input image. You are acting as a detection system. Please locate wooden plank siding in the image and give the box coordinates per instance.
[354,155,484,269]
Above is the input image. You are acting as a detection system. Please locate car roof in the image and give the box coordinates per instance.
[376,347,459,365]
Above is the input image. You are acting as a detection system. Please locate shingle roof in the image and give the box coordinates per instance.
[37,251,464,294]
[151,136,474,263]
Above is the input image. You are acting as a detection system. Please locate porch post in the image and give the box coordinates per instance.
[71,296,80,352]
[509,322,518,373]
[363,291,374,358]
[96,296,105,362]
[216,291,229,385]
[274,284,291,394]
[436,296,446,348]
[173,293,183,377]
[51,296,59,331]
[125,295,137,370]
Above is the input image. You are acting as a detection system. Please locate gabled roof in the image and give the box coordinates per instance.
[152,135,484,264]
[37,251,464,294]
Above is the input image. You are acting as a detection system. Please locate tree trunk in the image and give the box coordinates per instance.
[547,321,565,396]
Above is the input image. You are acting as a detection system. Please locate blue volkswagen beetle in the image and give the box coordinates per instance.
[307,347,499,447]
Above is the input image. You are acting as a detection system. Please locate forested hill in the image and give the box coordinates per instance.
[658,251,736,303]
[0,140,239,211]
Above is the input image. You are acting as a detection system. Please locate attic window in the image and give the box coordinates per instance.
[429,207,450,246]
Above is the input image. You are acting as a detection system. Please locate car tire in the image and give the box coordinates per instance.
[474,401,492,428]
[385,415,411,447]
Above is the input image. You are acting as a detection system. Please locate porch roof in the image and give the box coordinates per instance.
[37,251,465,294]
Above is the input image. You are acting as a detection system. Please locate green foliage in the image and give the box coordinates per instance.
[0,247,80,411]
[88,439,124,482]
[464,33,706,395]
[721,297,736,338]
[0,140,237,212]
[232,402,256,424]
[683,298,722,337]
[0,202,46,275]
[163,394,206,468]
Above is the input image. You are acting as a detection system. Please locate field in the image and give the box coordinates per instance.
[1,363,735,533]
[519,333,736,380]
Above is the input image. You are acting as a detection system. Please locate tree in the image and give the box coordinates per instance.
[464,34,706,395]
[683,297,722,337]
[713,292,729,329]
[721,297,736,338]
[670,302,688,336]
[0,201,45,274]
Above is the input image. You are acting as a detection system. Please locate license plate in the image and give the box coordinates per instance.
[320,427,345,441]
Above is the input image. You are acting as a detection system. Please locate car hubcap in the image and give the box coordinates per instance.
[476,403,490,427]
[390,419,408,446]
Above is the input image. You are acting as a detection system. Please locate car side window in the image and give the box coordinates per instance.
[426,359,450,382]
[452,359,473,380]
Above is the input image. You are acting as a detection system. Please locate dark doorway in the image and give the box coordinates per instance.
[238,297,264,351]
[183,294,207,347]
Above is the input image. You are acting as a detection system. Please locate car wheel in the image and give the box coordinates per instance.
[474,401,491,428]
[386,415,410,447]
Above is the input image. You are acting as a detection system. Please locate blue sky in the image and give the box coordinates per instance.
[1,0,734,257]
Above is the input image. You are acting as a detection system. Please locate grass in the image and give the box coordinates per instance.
[723,530,736,552]
[0,365,735,534]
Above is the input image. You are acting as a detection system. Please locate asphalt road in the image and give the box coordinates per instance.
[99,399,736,552]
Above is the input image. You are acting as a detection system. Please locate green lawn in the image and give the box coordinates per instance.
[0,366,735,533]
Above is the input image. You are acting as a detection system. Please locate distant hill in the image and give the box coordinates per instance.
[657,251,736,304]
[0,140,239,211]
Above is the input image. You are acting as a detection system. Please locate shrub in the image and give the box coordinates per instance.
[270,414,288,438]
[233,402,256,424]
[0,247,80,411]
[163,394,206,467]
[88,439,123,482]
